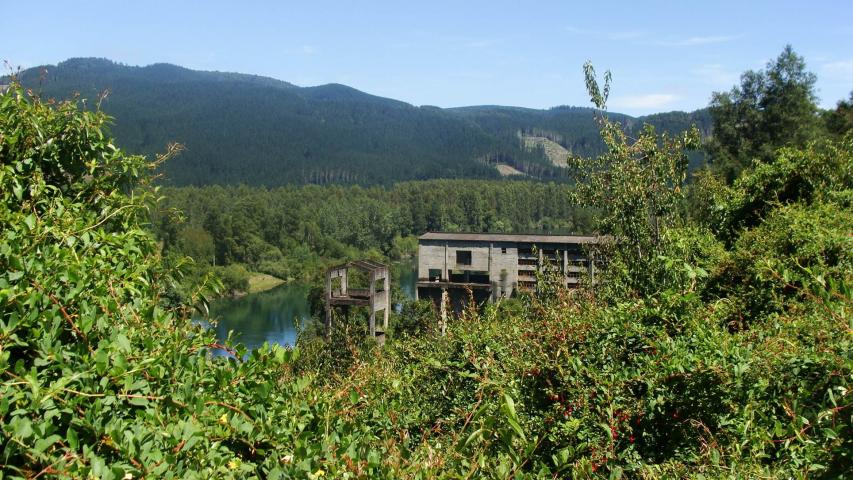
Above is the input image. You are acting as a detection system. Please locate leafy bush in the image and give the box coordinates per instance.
[712,134,853,241]
[389,299,438,338]
[708,199,853,330]
[214,263,251,295]
[0,83,381,479]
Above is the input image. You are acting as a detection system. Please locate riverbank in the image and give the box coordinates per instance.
[247,272,286,294]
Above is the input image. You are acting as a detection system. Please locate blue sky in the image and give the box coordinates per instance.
[4,0,852,115]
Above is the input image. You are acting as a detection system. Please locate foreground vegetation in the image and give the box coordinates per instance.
[2,49,852,479]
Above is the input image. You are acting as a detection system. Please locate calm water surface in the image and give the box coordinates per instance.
[206,258,417,350]
[394,257,418,299]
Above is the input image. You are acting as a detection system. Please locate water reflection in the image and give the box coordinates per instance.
[203,258,417,351]
[205,283,310,352]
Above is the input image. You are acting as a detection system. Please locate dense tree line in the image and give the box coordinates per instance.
[707,45,852,181]
[152,180,595,284]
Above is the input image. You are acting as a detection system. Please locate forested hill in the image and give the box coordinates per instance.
[13,58,711,186]
[450,105,712,167]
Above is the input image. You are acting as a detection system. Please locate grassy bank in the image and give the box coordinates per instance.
[247,272,286,294]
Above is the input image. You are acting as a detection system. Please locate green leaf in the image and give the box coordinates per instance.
[12,416,33,439]
[67,427,79,450]
[464,428,484,447]
[34,434,62,454]
[115,333,131,353]
[502,393,526,441]
[502,393,517,420]
[273,345,286,363]
[506,417,526,442]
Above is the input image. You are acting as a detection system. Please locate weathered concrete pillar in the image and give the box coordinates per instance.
[369,270,376,337]
[443,243,448,281]
[440,287,448,336]
[590,253,596,285]
[324,269,332,332]
[325,307,332,333]
[383,271,390,331]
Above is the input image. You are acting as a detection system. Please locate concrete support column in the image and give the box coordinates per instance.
[325,307,332,333]
[369,271,376,337]
[590,253,596,285]
[383,272,390,331]
[443,243,448,281]
[324,269,333,333]
[440,287,448,336]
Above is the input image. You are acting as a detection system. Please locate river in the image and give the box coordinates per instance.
[203,258,417,351]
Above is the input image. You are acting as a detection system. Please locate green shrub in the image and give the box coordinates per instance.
[713,134,853,242]
[0,83,379,479]
[214,263,251,295]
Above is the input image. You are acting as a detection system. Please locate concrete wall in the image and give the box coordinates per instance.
[418,240,493,281]
[418,240,522,300]
[488,242,519,300]
[418,241,447,280]
[418,238,593,302]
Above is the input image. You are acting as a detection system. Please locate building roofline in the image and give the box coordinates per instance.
[329,259,389,272]
[418,231,601,244]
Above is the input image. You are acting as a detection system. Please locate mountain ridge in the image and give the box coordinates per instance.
[11,58,711,186]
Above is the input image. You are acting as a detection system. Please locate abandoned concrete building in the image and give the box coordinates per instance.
[325,260,390,339]
[415,232,600,312]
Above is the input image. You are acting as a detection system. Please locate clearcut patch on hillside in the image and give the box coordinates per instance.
[495,163,526,176]
[520,132,570,167]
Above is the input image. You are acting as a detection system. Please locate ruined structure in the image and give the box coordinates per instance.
[325,260,390,339]
[416,232,600,316]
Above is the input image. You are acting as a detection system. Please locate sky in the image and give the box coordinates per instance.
[3,0,852,115]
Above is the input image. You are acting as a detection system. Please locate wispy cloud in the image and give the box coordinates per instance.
[466,40,493,48]
[691,63,739,87]
[300,45,318,55]
[447,71,494,79]
[655,35,742,47]
[605,31,644,41]
[439,36,501,50]
[565,27,740,48]
[610,93,680,109]
[565,26,644,41]
[822,59,853,78]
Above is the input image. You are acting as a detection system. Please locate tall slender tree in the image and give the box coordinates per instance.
[707,45,820,181]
